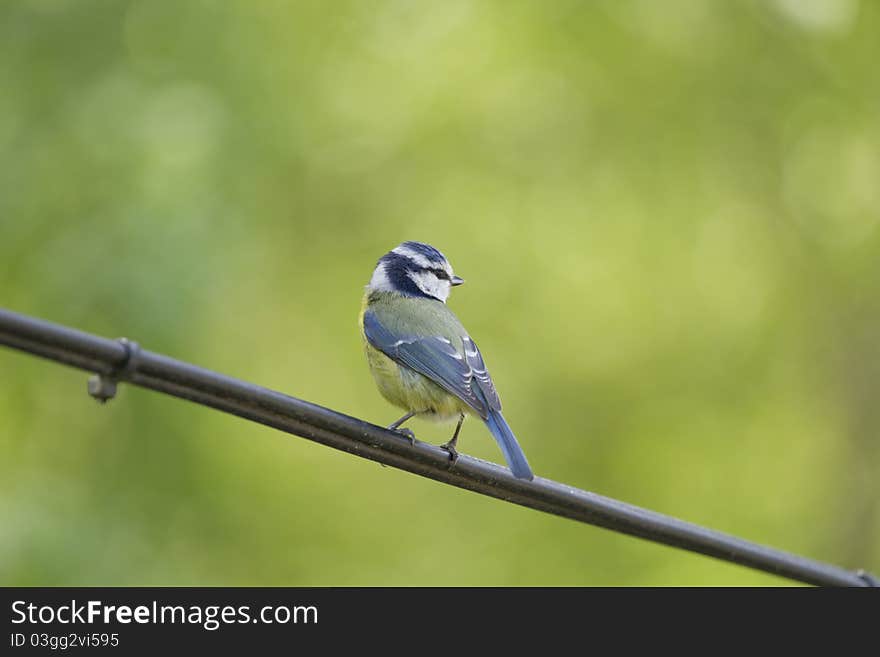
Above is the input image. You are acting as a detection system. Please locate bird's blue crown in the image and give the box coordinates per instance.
[394,241,445,264]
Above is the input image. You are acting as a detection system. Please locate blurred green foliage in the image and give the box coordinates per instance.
[1,0,879,586]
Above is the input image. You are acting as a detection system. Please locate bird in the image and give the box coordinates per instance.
[359,240,534,480]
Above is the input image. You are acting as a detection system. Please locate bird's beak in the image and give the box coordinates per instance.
[451,275,465,286]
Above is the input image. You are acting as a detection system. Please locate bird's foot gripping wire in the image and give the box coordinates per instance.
[87,338,140,403]
[388,411,417,446]
[439,413,465,464]
[394,427,417,446]
[439,439,459,463]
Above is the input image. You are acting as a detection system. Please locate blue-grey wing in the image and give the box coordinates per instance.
[460,334,501,412]
[363,308,500,419]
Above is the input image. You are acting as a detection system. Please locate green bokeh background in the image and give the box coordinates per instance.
[2,0,879,586]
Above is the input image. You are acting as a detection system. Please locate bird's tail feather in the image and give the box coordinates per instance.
[485,411,533,481]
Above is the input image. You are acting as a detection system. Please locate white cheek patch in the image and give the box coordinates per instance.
[368,263,394,292]
[409,271,451,302]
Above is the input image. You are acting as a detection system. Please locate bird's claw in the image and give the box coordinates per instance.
[440,441,459,464]
[393,427,417,446]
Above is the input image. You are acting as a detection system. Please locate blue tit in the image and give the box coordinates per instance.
[359,241,533,480]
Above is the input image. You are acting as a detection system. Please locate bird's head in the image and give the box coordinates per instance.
[368,241,465,303]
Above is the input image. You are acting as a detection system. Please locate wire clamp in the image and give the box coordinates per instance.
[88,338,140,403]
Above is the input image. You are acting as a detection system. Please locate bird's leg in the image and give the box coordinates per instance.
[440,413,465,463]
[388,411,417,445]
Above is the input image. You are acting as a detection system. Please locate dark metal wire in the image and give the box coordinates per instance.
[0,307,875,587]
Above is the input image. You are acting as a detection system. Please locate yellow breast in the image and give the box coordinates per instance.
[360,293,470,422]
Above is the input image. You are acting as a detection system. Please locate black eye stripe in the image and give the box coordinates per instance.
[430,268,450,280]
